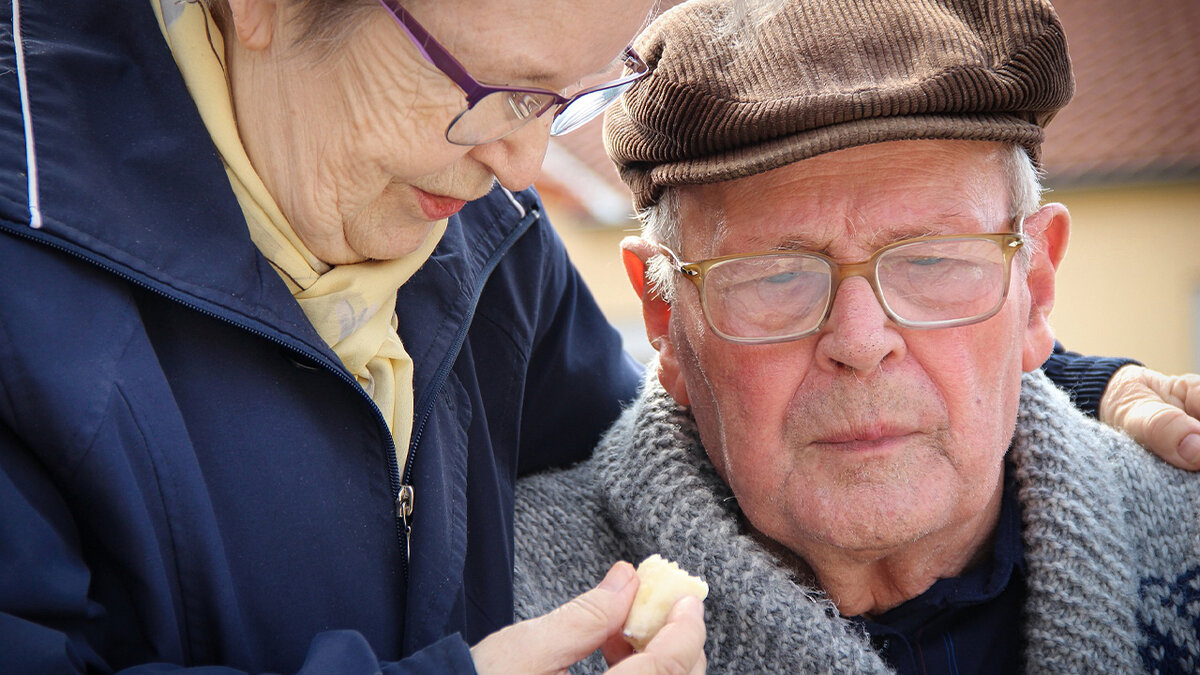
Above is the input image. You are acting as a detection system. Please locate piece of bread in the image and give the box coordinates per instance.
[622,554,709,651]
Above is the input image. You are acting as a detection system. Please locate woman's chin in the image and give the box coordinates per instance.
[355,221,443,263]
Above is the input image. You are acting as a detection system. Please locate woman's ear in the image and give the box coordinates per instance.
[227,0,277,51]
[1021,203,1071,371]
[620,237,688,406]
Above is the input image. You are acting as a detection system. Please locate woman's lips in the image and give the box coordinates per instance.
[415,188,467,220]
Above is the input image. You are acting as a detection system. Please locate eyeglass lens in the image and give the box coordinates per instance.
[549,82,636,135]
[701,237,1010,341]
[447,80,639,145]
[446,91,559,145]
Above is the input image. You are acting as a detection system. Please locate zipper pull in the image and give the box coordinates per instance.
[396,484,415,562]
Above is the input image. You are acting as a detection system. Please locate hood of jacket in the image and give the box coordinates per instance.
[0,0,536,380]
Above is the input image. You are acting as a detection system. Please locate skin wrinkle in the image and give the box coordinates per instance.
[321,52,375,254]
[335,16,471,250]
[223,0,654,265]
[652,140,1052,617]
[646,143,1039,302]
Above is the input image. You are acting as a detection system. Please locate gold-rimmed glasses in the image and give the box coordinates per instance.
[660,221,1025,344]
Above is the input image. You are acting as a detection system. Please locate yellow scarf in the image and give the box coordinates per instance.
[151,0,445,469]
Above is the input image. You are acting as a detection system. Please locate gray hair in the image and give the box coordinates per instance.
[717,0,788,47]
[640,144,1044,303]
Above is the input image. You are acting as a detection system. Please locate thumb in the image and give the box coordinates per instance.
[1124,398,1200,470]
[472,562,639,674]
[1102,367,1200,470]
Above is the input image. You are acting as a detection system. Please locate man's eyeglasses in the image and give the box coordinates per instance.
[660,221,1025,345]
[379,0,650,146]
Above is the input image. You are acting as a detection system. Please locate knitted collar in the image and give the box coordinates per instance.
[588,372,1143,672]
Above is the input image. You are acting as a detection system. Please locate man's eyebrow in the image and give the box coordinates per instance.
[873,225,947,244]
[770,237,823,252]
[734,223,964,256]
[732,235,824,253]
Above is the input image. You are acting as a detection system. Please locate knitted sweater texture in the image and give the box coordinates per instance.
[513,371,1200,673]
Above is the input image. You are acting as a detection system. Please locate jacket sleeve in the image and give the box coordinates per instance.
[0,424,478,675]
[515,214,644,476]
[1040,341,1140,419]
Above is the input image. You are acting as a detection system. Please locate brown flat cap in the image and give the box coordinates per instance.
[605,0,1075,210]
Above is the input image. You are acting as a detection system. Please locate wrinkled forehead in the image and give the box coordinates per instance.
[407,0,654,90]
[677,141,1014,256]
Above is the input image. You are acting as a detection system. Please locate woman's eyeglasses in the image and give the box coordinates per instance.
[379,0,650,145]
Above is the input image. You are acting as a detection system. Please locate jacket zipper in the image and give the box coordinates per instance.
[398,201,541,577]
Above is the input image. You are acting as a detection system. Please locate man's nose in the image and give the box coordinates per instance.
[467,116,552,192]
[813,277,906,374]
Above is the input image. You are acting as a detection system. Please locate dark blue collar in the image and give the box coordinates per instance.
[868,471,1025,633]
[854,467,1027,674]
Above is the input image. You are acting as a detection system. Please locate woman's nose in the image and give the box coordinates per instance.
[468,116,553,191]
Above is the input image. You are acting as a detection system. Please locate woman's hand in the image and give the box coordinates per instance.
[471,562,706,674]
[1101,364,1200,469]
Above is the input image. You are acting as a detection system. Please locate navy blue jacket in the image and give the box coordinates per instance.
[0,1,640,672]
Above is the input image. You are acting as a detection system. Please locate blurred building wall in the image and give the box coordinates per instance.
[1049,181,1199,373]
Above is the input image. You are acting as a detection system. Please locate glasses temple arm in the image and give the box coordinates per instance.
[379,0,491,105]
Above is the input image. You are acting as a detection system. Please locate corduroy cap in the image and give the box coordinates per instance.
[605,0,1075,210]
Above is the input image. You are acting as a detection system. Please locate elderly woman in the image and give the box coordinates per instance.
[0,0,1195,673]
[0,0,707,672]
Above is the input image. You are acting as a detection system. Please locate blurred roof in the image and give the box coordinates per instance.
[536,0,1200,221]
[1042,0,1200,186]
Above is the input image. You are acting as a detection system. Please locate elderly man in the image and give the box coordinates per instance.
[514,0,1200,672]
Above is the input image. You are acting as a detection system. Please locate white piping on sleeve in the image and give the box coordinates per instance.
[11,0,42,229]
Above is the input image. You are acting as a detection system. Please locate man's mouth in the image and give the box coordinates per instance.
[813,425,917,451]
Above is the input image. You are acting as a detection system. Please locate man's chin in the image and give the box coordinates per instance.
[788,481,953,552]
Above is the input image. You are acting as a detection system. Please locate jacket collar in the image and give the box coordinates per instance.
[2,0,532,368]
[3,0,312,345]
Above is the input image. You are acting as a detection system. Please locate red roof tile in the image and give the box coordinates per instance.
[1042,0,1200,185]
[537,0,1200,211]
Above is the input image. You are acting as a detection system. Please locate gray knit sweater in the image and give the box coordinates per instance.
[513,371,1200,673]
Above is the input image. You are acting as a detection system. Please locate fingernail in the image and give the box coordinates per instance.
[671,594,703,617]
[1180,434,1200,466]
[599,562,635,592]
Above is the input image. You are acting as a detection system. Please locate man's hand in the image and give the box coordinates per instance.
[1100,364,1200,469]
[471,562,707,674]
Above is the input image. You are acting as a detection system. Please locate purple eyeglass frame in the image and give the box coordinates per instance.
[378,0,649,140]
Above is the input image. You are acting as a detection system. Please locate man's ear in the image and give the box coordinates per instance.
[1021,203,1071,371]
[227,0,277,51]
[620,237,689,406]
